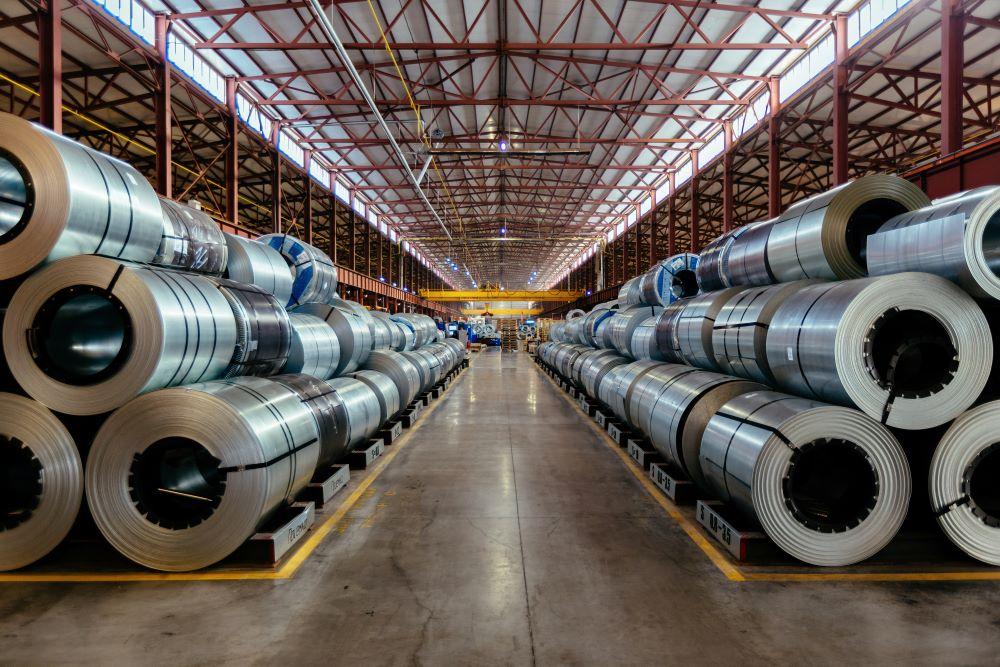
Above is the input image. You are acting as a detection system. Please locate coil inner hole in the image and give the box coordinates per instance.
[0,435,42,531]
[865,309,957,399]
[964,442,1000,527]
[671,269,699,300]
[981,210,1000,278]
[845,198,909,271]
[129,438,225,530]
[0,151,33,244]
[783,438,878,533]
[32,288,132,386]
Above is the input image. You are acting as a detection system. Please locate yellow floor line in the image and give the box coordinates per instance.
[535,360,1000,584]
[0,360,472,584]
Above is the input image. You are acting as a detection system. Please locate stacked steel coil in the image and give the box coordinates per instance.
[364,350,423,407]
[4,255,237,415]
[348,369,401,423]
[86,377,321,571]
[285,313,341,380]
[325,377,383,448]
[700,391,910,566]
[224,234,294,306]
[606,305,662,357]
[391,313,439,350]
[629,315,666,361]
[370,311,406,350]
[154,198,228,274]
[295,299,373,375]
[672,288,743,371]
[696,225,750,292]
[214,278,292,378]
[258,234,339,307]
[0,113,163,280]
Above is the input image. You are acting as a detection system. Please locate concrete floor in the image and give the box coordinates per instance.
[2,349,1000,665]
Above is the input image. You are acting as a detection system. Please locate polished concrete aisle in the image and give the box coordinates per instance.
[1,350,1000,665]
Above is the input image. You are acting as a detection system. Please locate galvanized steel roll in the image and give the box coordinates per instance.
[399,350,434,393]
[724,221,774,286]
[601,360,663,426]
[213,278,292,378]
[606,305,661,358]
[0,393,82,571]
[643,253,700,305]
[618,276,643,306]
[867,186,1000,300]
[578,349,629,398]
[391,313,437,350]
[364,350,423,407]
[86,377,320,571]
[326,376,383,447]
[223,234,294,306]
[271,373,353,466]
[928,401,1000,565]
[766,272,992,430]
[629,315,665,361]
[697,226,749,292]
[711,281,819,384]
[765,174,930,282]
[548,321,567,343]
[427,341,460,374]
[0,113,162,279]
[673,288,744,371]
[442,337,466,363]
[295,300,373,375]
[634,365,764,487]
[153,198,228,274]
[700,390,910,566]
[258,234,338,307]
[580,301,619,347]
[348,369,401,422]
[652,300,687,363]
[4,256,237,415]
[285,313,341,380]
[370,311,406,350]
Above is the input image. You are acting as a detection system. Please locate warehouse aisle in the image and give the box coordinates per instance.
[2,349,1000,664]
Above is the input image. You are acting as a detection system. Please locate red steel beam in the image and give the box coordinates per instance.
[225,77,239,223]
[271,154,282,233]
[767,77,781,217]
[723,124,733,232]
[154,14,172,198]
[37,0,61,133]
[194,41,809,52]
[832,14,849,185]
[940,0,964,155]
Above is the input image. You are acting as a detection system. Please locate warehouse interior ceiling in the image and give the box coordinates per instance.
[0,0,997,291]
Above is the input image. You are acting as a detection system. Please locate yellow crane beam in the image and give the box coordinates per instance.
[421,289,583,302]
[460,307,542,316]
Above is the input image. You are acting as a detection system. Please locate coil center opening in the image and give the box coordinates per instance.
[32,288,133,386]
[783,438,878,533]
[964,442,1000,527]
[670,269,699,300]
[981,210,1000,278]
[0,150,33,244]
[128,438,226,530]
[864,309,958,399]
[845,198,909,271]
[0,435,43,531]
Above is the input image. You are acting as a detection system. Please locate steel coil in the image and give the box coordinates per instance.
[867,186,1000,300]
[0,393,82,571]
[700,390,910,566]
[86,377,320,571]
[618,276,643,305]
[370,311,406,350]
[652,300,687,363]
[391,313,438,350]
[4,256,237,415]
[566,308,586,320]
[606,305,661,357]
[348,369,401,422]
[724,221,774,286]
[766,272,992,430]
[442,337,466,363]
[600,360,663,426]
[213,278,292,378]
[326,377,383,446]
[271,373,353,466]
[578,349,628,398]
[633,365,764,487]
[258,234,338,307]
[696,226,749,292]
[765,174,930,282]
[630,315,667,361]
[426,341,459,374]
[580,302,619,347]
[295,300,373,375]
[0,112,162,279]
[153,198,228,274]
[223,234,293,306]
[400,348,442,392]
[548,322,567,343]
[642,253,700,305]
[673,288,744,371]
[929,401,1000,565]
[711,281,820,384]
[364,350,423,407]
[285,313,341,380]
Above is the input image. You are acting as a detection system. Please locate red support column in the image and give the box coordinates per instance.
[154,14,172,198]
[723,122,734,232]
[940,0,964,156]
[38,0,62,133]
[329,195,338,262]
[668,195,677,256]
[648,208,658,266]
[767,77,781,217]
[225,77,239,224]
[303,175,314,246]
[271,154,282,233]
[832,14,850,185]
[690,184,700,253]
